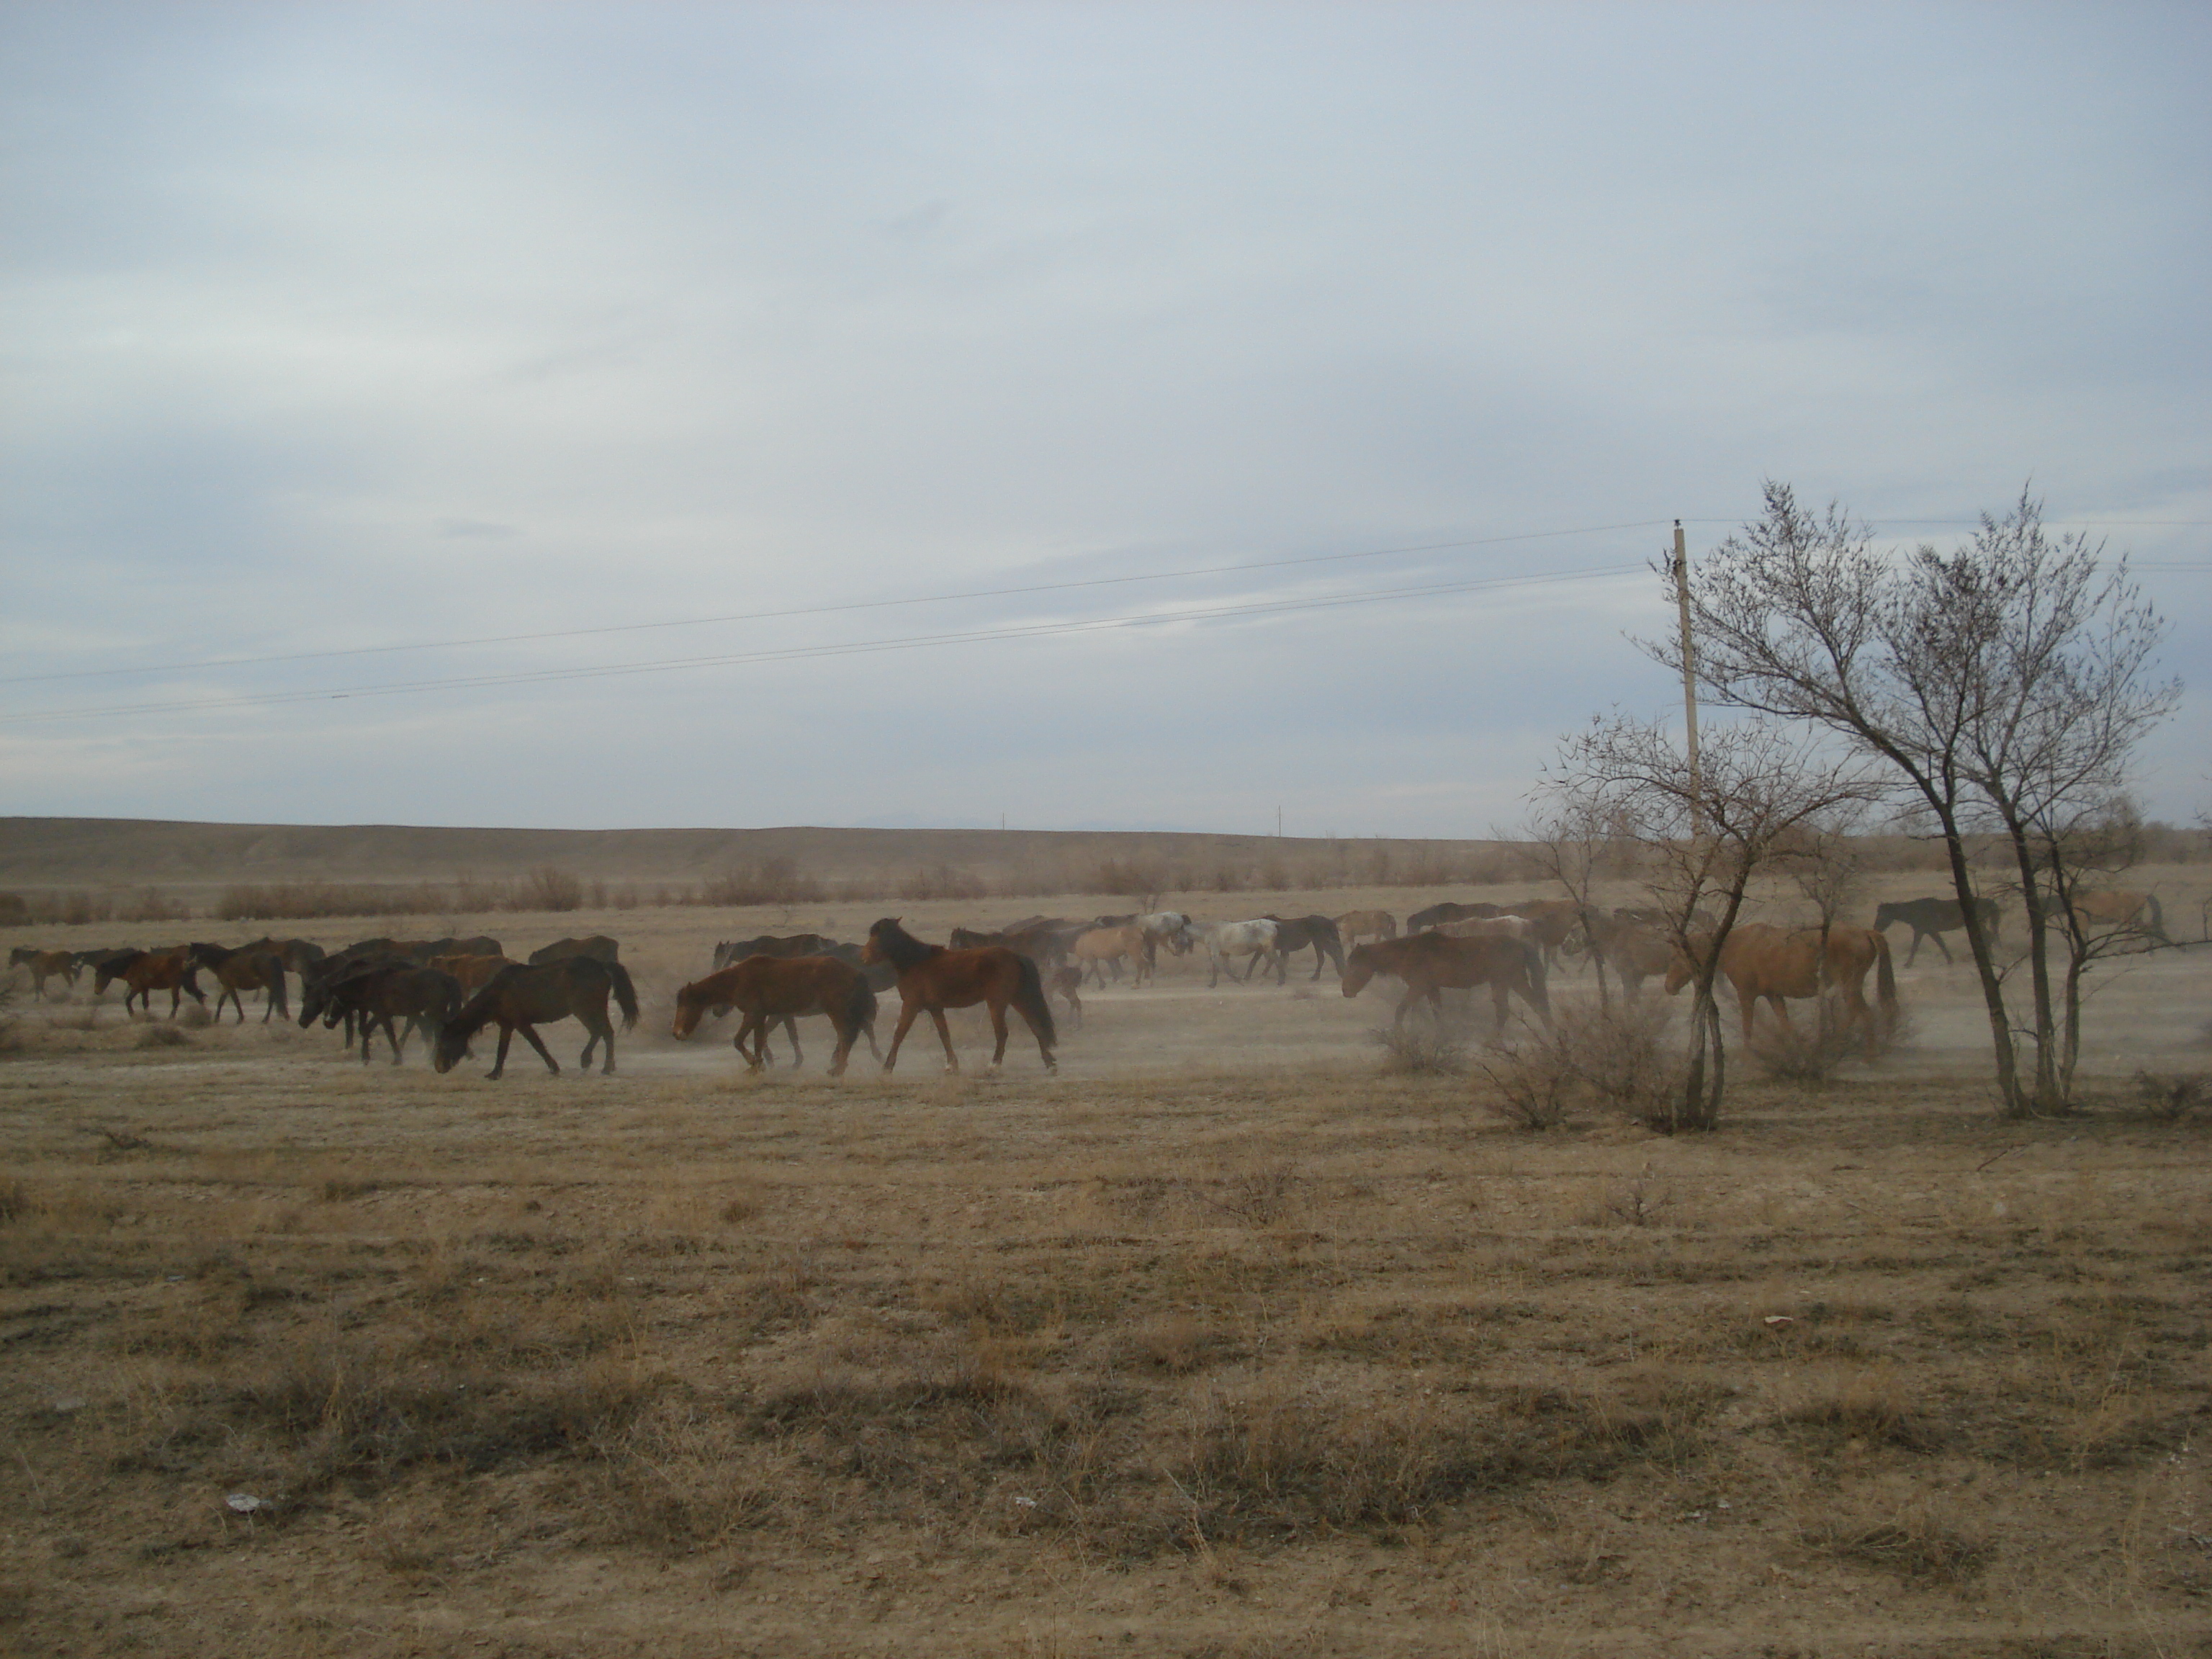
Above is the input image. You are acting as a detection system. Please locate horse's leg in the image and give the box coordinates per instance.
[597,1014,616,1074]
[782,1015,804,1070]
[487,1025,515,1079]
[515,1022,561,1076]
[928,1007,960,1072]
[1931,927,1954,966]
[881,1001,922,1072]
[986,995,1011,1071]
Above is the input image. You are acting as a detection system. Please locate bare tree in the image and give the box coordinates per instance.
[1655,484,2176,1118]
[2031,794,2155,1096]
[1521,795,1625,1011]
[1538,714,1877,1131]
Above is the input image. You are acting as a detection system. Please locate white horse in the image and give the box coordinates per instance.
[1202,919,1282,987]
[1133,912,1196,958]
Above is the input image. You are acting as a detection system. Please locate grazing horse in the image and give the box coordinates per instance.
[1071,925,1151,989]
[672,956,878,1076]
[428,953,516,993]
[186,943,290,1023]
[1341,934,1552,1033]
[9,948,78,999]
[2038,889,2170,945]
[1334,909,1398,947]
[93,949,206,1019]
[1506,899,1583,971]
[528,935,619,966]
[1262,914,1346,981]
[1200,919,1283,986]
[712,933,837,971]
[1580,910,1674,1001]
[1665,923,1897,1053]
[433,957,642,1079]
[1872,896,2002,966]
[860,918,1057,1074]
[306,962,464,1065]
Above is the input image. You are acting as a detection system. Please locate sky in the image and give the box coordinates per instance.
[2,1,2206,838]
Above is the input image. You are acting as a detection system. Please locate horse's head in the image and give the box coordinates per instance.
[1871,902,1898,930]
[431,1024,470,1074]
[860,918,902,966]
[8,948,33,967]
[1663,941,1704,997]
[1341,947,1375,999]
[670,983,706,1040]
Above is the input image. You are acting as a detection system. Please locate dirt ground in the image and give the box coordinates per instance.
[4,873,2210,1656]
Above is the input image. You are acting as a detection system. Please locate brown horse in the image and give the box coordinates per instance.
[1581,910,1673,1001]
[1048,965,1085,1028]
[9,948,78,999]
[1070,925,1151,989]
[433,957,640,1078]
[93,949,206,1019]
[1334,909,1398,947]
[1508,899,1583,969]
[672,956,877,1076]
[1665,923,1897,1052]
[862,918,1057,1074]
[428,953,516,992]
[186,943,291,1022]
[528,935,619,966]
[1341,934,1552,1033]
[1406,900,1503,932]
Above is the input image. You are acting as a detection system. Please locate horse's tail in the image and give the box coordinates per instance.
[1874,930,1898,1035]
[605,960,640,1031]
[260,953,289,1019]
[1013,952,1057,1048]
[847,975,878,1037]
[1519,940,1553,1023]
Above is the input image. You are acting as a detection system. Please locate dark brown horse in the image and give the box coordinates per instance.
[529,935,619,966]
[1262,914,1346,981]
[305,962,464,1065]
[187,943,291,1023]
[1406,900,1503,933]
[1873,896,2002,966]
[93,949,207,1019]
[861,918,1056,1074]
[672,956,878,1076]
[427,953,517,992]
[1341,933,1552,1033]
[433,957,640,1078]
[9,948,78,999]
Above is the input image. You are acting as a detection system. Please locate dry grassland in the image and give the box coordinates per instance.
[4,873,2211,1657]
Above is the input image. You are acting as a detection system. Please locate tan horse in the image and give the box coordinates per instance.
[1665,923,1897,1052]
[1334,909,1398,947]
[1071,925,1151,989]
[9,948,78,999]
[2041,889,2170,945]
[1341,934,1552,1034]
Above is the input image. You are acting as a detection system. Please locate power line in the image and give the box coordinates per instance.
[0,562,1642,726]
[0,518,1671,688]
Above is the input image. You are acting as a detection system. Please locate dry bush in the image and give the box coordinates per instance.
[2133,1070,2206,1120]
[1089,857,1170,904]
[697,857,822,908]
[523,866,585,912]
[1370,1022,1469,1077]
[135,1025,191,1050]
[0,891,27,925]
[217,880,454,921]
[1779,1367,1943,1454]
[894,865,988,902]
[1746,996,1908,1084]
[1473,1002,1680,1128]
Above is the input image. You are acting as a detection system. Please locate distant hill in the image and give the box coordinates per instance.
[0,816,1524,896]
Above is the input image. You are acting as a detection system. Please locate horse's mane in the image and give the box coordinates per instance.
[866,918,940,971]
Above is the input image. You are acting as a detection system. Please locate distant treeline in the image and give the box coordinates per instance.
[1,824,2204,927]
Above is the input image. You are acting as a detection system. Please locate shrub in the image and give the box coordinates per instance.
[2133,1070,2206,1121]
[1370,1022,1468,1077]
[1473,1001,1681,1129]
[523,866,585,912]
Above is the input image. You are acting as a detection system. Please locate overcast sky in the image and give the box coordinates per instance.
[3,2,2206,838]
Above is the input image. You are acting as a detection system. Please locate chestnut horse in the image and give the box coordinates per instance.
[428,953,516,993]
[432,957,641,1079]
[2038,888,2170,945]
[93,949,206,1019]
[9,948,78,999]
[861,918,1056,1074]
[1341,933,1552,1034]
[1665,923,1897,1052]
[672,956,878,1076]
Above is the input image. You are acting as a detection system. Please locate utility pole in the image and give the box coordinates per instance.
[1672,519,1704,832]
[1277,805,1283,838]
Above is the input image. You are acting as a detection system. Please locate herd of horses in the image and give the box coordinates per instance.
[4,883,2174,1078]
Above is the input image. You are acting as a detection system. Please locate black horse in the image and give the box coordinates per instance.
[1259,914,1346,981]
